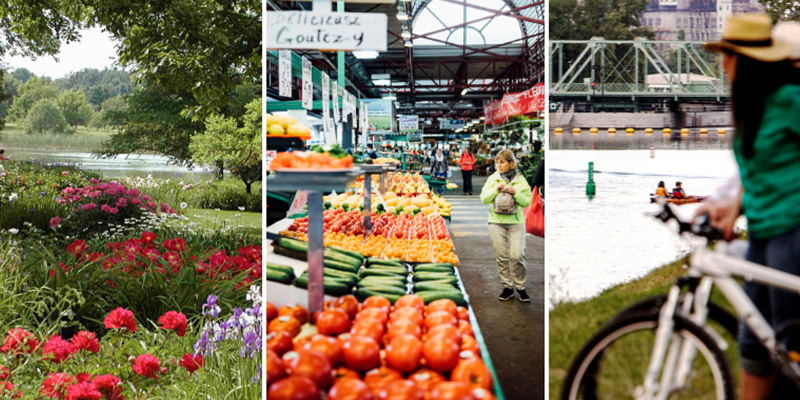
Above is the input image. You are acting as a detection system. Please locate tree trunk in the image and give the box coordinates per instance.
[245,181,252,194]
[216,161,224,180]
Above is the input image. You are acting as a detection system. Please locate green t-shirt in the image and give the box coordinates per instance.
[734,84,800,239]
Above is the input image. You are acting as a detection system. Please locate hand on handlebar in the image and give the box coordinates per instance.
[693,195,741,241]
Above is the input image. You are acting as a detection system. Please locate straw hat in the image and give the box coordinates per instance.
[704,14,791,62]
[773,21,800,60]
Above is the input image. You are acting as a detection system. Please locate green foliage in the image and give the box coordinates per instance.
[550,0,652,41]
[190,99,262,193]
[759,0,800,22]
[24,98,69,134]
[56,89,94,127]
[7,76,57,122]
[102,85,203,164]
[0,0,86,58]
[100,95,127,127]
[55,68,133,109]
[0,122,112,152]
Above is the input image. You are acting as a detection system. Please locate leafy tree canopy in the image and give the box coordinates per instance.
[25,98,67,134]
[7,77,57,121]
[56,89,93,127]
[0,0,86,58]
[55,68,134,109]
[550,0,652,40]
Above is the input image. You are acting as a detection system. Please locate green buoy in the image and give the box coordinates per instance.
[586,161,596,200]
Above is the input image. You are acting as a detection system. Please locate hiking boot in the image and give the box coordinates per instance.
[498,288,514,301]
[517,289,531,303]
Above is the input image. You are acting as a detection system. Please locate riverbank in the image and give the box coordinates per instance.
[1,123,112,152]
[548,256,738,398]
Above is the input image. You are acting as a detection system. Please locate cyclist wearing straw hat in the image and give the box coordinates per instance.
[699,13,800,399]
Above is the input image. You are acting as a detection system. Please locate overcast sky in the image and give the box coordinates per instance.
[5,27,120,79]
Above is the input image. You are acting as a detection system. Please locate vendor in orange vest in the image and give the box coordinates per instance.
[459,147,475,195]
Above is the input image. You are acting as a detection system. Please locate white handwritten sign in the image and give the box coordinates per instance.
[279,50,292,97]
[332,81,340,122]
[398,115,419,131]
[266,11,388,51]
[322,72,330,119]
[302,57,312,110]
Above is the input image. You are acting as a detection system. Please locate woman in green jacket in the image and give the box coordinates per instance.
[480,149,533,302]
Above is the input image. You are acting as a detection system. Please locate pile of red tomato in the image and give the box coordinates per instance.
[411,214,430,240]
[289,209,372,237]
[430,215,450,241]
[267,294,495,400]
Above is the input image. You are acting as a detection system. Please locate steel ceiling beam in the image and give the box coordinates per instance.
[408,2,540,41]
[439,0,544,24]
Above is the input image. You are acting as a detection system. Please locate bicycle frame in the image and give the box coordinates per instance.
[641,241,800,399]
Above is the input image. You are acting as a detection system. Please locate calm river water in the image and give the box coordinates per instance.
[548,149,741,306]
[8,150,218,179]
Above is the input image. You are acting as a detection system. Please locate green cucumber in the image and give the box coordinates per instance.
[357,284,407,296]
[360,269,407,279]
[364,265,408,275]
[415,290,467,306]
[323,269,358,285]
[416,263,454,268]
[328,246,364,262]
[266,262,295,276]
[294,274,352,295]
[412,272,458,282]
[277,238,308,252]
[324,249,362,268]
[358,278,408,290]
[323,258,360,273]
[413,281,459,292]
[355,288,402,304]
[367,258,405,268]
[267,269,293,284]
[414,265,454,274]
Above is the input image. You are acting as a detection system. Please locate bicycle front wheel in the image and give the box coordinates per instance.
[561,311,735,400]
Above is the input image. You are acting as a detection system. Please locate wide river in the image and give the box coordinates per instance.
[548,149,740,306]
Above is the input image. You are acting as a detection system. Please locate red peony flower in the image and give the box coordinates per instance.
[70,331,99,354]
[75,374,92,383]
[179,353,204,375]
[131,354,160,379]
[41,372,77,398]
[0,381,20,399]
[92,375,123,400]
[141,231,156,244]
[50,216,62,228]
[67,239,88,258]
[0,366,7,380]
[0,328,39,355]
[64,382,101,400]
[163,238,188,252]
[158,311,187,337]
[41,335,75,363]
[103,308,137,332]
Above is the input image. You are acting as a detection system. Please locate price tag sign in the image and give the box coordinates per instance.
[321,72,330,119]
[302,57,313,110]
[288,190,309,216]
[266,11,388,51]
[332,81,340,122]
[279,50,292,97]
[324,118,337,144]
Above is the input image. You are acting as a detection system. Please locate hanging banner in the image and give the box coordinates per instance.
[332,81,340,122]
[398,115,419,132]
[440,119,465,130]
[322,73,330,119]
[266,11,388,51]
[324,118,337,144]
[361,99,395,134]
[302,57,312,110]
[483,83,545,125]
[279,50,292,97]
[361,102,368,138]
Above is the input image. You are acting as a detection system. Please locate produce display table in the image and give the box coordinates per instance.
[266,217,506,400]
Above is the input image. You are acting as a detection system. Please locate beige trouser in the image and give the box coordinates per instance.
[488,223,527,290]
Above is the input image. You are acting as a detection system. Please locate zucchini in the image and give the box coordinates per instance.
[277,237,308,252]
[412,272,459,282]
[359,269,406,279]
[413,281,459,292]
[324,258,360,273]
[266,262,296,276]
[415,290,467,306]
[294,274,352,295]
[416,263,454,269]
[267,269,293,284]
[414,265,454,274]
[328,246,364,262]
[355,288,402,304]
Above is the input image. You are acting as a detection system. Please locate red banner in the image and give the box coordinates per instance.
[484,83,545,125]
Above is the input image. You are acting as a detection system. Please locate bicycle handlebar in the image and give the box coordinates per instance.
[654,204,723,241]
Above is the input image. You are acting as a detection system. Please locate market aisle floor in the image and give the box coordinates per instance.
[446,170,544,400]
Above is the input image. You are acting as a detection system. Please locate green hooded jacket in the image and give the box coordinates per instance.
[480,171,533,224]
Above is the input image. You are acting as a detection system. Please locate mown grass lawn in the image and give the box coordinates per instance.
[184,208,261,239]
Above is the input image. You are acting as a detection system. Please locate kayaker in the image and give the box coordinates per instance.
[672,181,695,199]
[655,181,670,197]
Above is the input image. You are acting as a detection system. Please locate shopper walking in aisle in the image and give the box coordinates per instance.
[480,149,533,302]
[431,149,449,195]
[698,14,800,399]
[459,146,475,195]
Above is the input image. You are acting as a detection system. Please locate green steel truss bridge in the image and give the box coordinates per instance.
[550,38,730,108]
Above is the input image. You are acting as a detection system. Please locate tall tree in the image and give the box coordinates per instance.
[7,77,57,122]
[99,95,127,127]
[56,89,93,127]
[25,99,67,134]
[0,0,86,58]
[189,99,262,193]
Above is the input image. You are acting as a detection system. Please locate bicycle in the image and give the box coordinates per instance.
[561,204,800,399]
